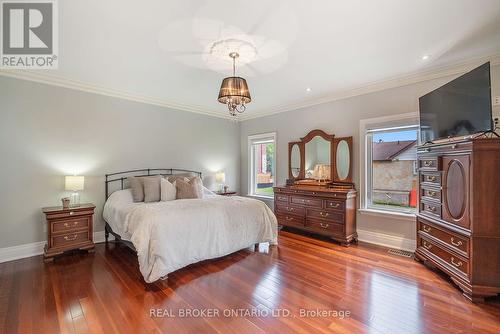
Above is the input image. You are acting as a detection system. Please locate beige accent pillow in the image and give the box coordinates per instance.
[167,175,191,183]
[175,177,203,199]
[143,175,162,202]
[161,178,176,201]
[128,177,144,202]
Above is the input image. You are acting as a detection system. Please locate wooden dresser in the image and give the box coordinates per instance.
[274,185,357,246]
[415,138,500,301]
[42,203,95,261]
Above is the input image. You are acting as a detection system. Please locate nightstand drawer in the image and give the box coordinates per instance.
[52,231,90,248]
[46,209,94,220]
[52,218,89,234]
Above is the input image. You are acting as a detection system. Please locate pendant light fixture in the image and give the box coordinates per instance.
[217,52,251,116]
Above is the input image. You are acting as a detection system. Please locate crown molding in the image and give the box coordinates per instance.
[1,53,499,122]
[0,70,234,120]
[239,52,500,121]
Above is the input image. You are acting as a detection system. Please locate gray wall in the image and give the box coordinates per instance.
[0,76,240,248]
[240,64,500,242]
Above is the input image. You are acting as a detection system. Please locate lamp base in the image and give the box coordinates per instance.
[70,192,81,207]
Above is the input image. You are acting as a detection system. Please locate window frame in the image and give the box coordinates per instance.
[247,132,277,198]
[359,113,419,219]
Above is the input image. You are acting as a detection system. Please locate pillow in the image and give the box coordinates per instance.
[161,178,176,201]
[176,177,203,199]
[143,175,162,202]
[167,175,191,183]
[128,176,144,202]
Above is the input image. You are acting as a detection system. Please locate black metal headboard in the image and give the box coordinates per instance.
[105,168,202,199]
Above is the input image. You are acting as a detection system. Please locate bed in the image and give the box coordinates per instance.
[103,169,278,283]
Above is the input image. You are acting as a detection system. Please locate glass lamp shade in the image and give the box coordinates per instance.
[217,77,251,105]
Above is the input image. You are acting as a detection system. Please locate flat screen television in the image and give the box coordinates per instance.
[419,62,492,143]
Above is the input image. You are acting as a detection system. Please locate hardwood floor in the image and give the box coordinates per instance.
[1,230,499,334]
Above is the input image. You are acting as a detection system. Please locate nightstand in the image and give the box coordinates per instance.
[42,203,95,262]
[216,191,237,196]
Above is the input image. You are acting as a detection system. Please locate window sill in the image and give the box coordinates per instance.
[358,208,416,222]
[247,194,274,201]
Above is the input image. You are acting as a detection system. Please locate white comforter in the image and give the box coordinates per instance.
[117,196,278,283]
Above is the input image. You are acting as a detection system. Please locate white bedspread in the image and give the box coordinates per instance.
[104,192,278,283]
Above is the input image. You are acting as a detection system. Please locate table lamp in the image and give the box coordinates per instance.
[215,171,226,192]
[65,175,84,206]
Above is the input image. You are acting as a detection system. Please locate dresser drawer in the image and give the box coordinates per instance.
[420,186,441,202]
[290,196,322,208]
[306,219,344,236]
[276,213,305,228]
[420,200,441,219]
[46,209,94,220]
[52,217,89,234]
[324,199,345,211]
[418,157,440,171]
[275,194,289,203]
[307,208,344,223]
[418,236,469,277]
[51,231,90,249]
[420,172,441,186]
[276,203,306,217]
[418,220,469,256]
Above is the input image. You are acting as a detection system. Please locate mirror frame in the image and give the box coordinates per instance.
[288,141,305,179]
[298,129,335,181]
[333,136,353,184]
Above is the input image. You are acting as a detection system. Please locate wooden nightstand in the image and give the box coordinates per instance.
[42,203,95,262]
[216,191,237,196]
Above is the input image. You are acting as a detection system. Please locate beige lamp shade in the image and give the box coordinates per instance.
[65,176,85,191]
[215,172,226,184]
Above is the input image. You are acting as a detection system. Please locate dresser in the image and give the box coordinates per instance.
[274,185,357,246]
[415,138,500,302]
[42,203,95,261]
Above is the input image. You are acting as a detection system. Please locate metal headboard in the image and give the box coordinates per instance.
[105,168,202,199]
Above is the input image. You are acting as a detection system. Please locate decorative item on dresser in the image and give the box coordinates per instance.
[275,129,357,246]
[42,203,95,262]
[414,138,500,302]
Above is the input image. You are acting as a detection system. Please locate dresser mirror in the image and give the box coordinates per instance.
[305,136,331,180]
[333,137,353,183]
[290,143,302,178]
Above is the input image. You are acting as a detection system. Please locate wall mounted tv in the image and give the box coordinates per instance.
[419,62,492,143]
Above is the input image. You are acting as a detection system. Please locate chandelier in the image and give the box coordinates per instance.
[217,52,251,116]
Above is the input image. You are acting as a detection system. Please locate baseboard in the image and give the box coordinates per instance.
[0,231,114,263]
[357,229,416,252]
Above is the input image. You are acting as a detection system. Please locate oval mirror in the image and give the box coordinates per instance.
[290,144,301,178]
[305,136,331,180]
[336,140,350,181]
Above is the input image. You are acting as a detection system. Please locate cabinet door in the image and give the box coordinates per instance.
[442,155,470,229]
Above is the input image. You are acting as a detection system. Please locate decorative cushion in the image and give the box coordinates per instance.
[128,176,144,202]
[160,178,177,201]
[175,177,203,199]
[143,175,162,202]
[167,175,191,183]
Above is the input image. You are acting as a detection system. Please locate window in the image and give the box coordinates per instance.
[365,125,419,214]
[248,133,276,197]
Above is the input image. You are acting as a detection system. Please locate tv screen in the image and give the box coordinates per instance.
[419,62,492,143]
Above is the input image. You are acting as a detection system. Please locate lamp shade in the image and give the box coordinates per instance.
[217,77,251,105]
[215,172,226,184]
[65,176,84,191]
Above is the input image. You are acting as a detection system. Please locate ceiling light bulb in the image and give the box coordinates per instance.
[422,55,431,60]
[306,88,311,92]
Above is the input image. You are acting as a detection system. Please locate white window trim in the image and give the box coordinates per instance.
[359,112,419,219]
[248,132,277,198]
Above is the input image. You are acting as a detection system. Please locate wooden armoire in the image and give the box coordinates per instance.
[415,137,500,302]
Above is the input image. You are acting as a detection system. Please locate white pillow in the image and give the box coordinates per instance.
[161,178,176,201]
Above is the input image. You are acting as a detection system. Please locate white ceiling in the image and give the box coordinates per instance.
[8,0,500,119]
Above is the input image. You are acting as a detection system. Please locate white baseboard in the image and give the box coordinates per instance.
[0,231,113,263]
[357,229,416,252]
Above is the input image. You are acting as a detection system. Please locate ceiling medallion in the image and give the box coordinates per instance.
[217,52,251,116]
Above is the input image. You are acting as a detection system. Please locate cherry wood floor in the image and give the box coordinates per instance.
[1,231,499,334]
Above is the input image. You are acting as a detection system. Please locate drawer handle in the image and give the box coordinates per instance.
[329,203,340,208]
[450,257,463,268]
[426,175,436,182]
[422,225,432,233]
[424,161,432,167]
[69,211,74,215]
[450,237,463,247]
[63,221,79,228]
[285,217,294,221]
[427,190,437,197]
[427,205,437,212]
[64,234,78,241]
[286,207,294,212]
[319,223,329,229]
[423,241,432,250]
[319,212,329,218]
